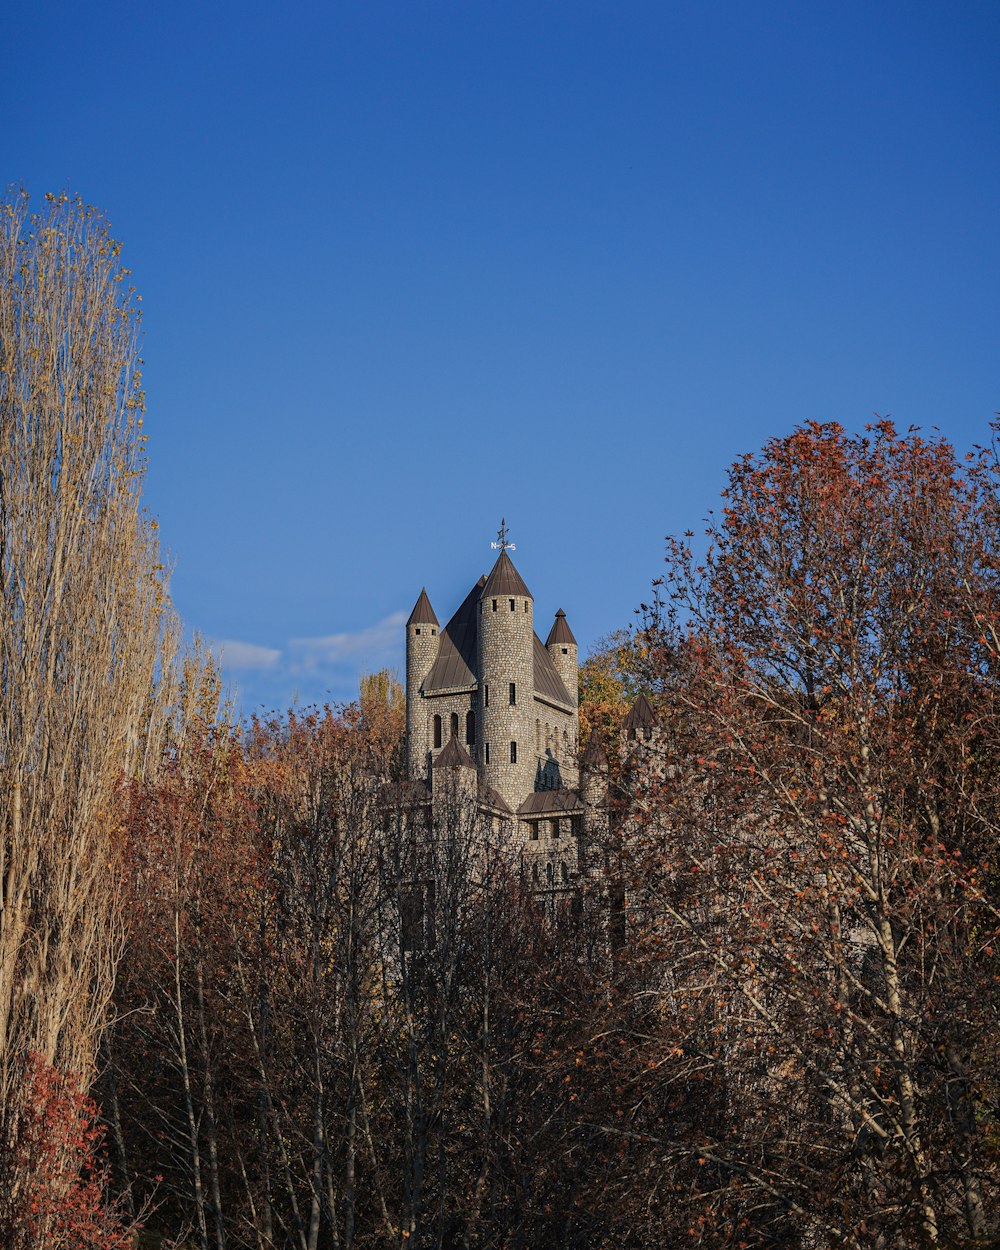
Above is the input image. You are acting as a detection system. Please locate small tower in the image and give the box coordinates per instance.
[546,609,578,710]
[477,544,535,813]
[406,587,439,778]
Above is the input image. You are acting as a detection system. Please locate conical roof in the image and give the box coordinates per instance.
[580,730,608,769]
[545,609,576,647]
[622,692,657,731]
[436,736,475,769]
[407,587,439,627]
[481,549,532,600]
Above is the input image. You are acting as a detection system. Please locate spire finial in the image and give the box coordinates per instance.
[490,516,516,554]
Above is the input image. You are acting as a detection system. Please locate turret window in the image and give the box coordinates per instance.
[510,740,517,764]
[561,647,567,654]
[415,627,421,635]
[524,601,529,612]
[509,598,515,611]
[492,599,497,611]
[509,682,516,705]
[484,684,489,707]
[466,710,475,745]
[433,715,442,749]
[485,743,490,765]
[450,712,459,738]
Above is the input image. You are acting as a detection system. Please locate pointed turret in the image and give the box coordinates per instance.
[406,587,441,777]
[481,549,532,601]
[546,609,578,712]
[407,587,439,627]
[435,735,475,770]
[622,692,657,742]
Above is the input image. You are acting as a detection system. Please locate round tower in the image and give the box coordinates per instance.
[477,549,535,813]
[405,587,439,778]
[546,609,578,707]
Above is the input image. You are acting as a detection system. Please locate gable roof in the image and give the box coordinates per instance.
[422,579,483,692]
[533,635,574,709]
[482,550,532,600]
[420,569,573,708]
[407,587,439,627]
[545,608,576,647]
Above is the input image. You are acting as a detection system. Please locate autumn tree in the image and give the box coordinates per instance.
[0,190,177,1239]
[623,421,1000,1247]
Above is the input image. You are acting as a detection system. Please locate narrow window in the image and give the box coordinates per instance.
[450,712,459,738]
[530,823,539,841]
[415,627,421,635]
[466,710,475,745]
[431,628,436,635]
[561,862,568,883]
[509,598,515,611]
[484,684,489,706]
[509,682,516,705]
[433,715,442,749]
[552,818,560,839]
[532,863,539,883]
[535,720,541,754]
[571,815,583,838]
[492,598,497,612]
[546,862,554,886]
[524,600,529,612]
[485,743,490,765]
[510,740,517,764]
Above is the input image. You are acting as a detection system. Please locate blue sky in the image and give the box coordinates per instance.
[6,1,999,712]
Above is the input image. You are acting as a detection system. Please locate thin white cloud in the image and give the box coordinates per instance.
[216,639,282,670]
[289,611,407,672]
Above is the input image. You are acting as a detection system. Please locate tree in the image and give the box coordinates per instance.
[626,421,1000,1247]
[0,190,177,1235]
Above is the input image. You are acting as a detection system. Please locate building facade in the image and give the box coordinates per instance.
[404,546,609,898]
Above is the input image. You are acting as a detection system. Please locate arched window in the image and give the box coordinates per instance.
[466,710,475,745]
[450,712,459,738]
[510,740,517,764]
[433,715,442,749]
[546,862,554,886]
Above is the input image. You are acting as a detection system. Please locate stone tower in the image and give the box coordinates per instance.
[476,550,537,812]
[406,587,439,778]
[546,609,578,711]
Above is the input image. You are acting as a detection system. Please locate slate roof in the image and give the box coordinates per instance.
[481,550,532,600]
[407,587,438,627]
[422,579,483,692]
[517,788,585,816]
[545,609,576,647]
[623,692,657,731]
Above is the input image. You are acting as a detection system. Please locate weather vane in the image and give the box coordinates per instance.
[491,517,516,553]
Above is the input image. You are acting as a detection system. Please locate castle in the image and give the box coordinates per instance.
[404,540,615,900]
